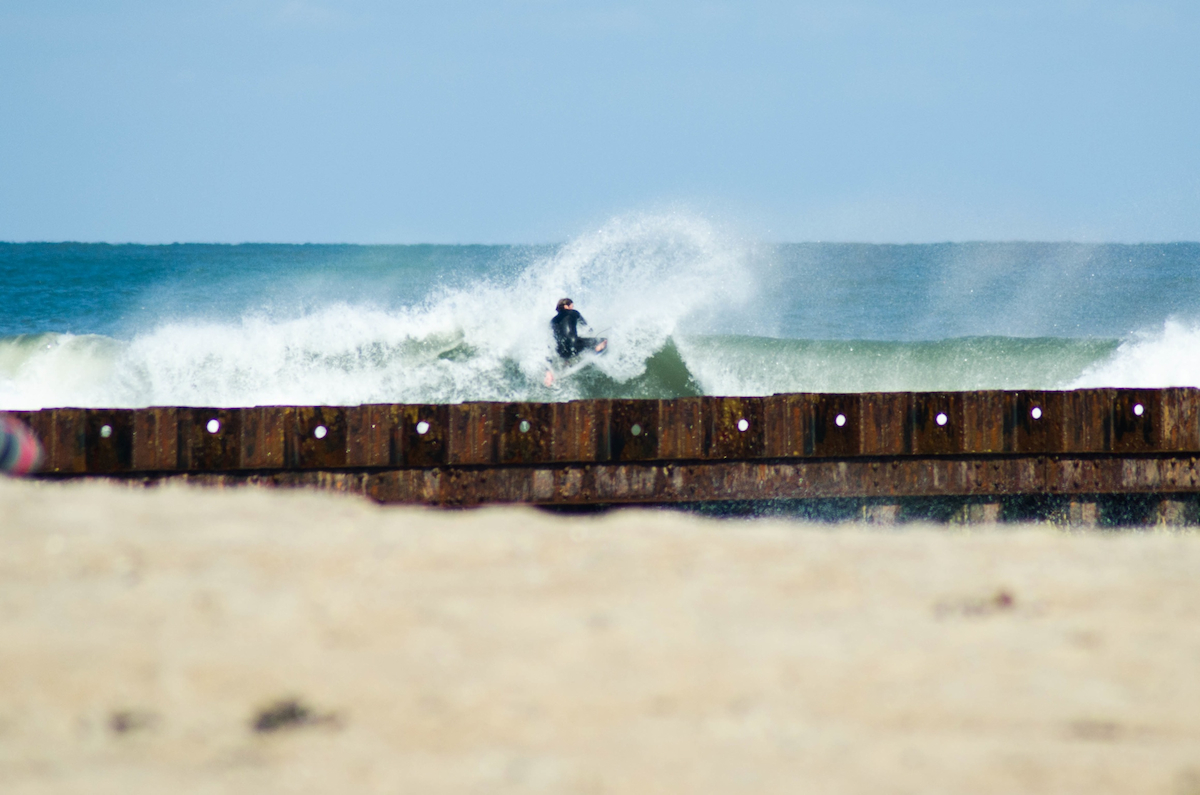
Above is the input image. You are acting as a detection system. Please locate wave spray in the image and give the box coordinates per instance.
[0,214,760,409]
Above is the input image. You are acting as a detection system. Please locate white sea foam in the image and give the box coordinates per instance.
[1070,320,1200,389]
[0,214,760,409]
[0,334,123,409]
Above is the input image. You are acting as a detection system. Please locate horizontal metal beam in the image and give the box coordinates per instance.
[67,454,1200,505]
[366,455,1200,504]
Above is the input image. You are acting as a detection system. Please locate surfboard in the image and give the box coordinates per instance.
[543,343,608,388]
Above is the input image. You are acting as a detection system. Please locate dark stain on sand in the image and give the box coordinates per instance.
[252,698,339,733]
[1068,719,1122,742]
[109,709,159,735]
[934,589,1016,618]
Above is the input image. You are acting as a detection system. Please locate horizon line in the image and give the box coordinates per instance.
[4,239,1200,247]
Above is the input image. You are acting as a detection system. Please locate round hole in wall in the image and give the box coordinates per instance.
[1133,403,1145,417]
[314,425,327,439]
[630,423,642,436]
[835,413,847,427]
[737,418,749,432]
[519,420,531,433]
[1031,406,1043,420]
[206,419,220,434]
[99,424,113,439]
[935,412,948,426]
[415,421,430,435]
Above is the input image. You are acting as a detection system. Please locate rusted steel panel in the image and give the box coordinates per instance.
[907,392,964,456]
[794,459,857,498]
[1109,389,1161,454]
[430,468,471,505]
[344,405,373,467]
[608,399,660,462]
[692,461,778,501]
[1007,391,1066,454]
[707,397,766,459]
[808,394,860,458]
[555,464,587,500]
[401,404,449,467]
[1048,457,1102,494]
[498,402,553,464]
[862,459,899,495]
[1119,457,1165,491]
[1061,389,1112,452]
[84,409,134,473]
[998,456,1044,495]
[446,402,499,465]
[344,404,403,467]
[893,455,940,494]
[199,469,368,494]
[762,394,806,458]
[367,468,446,504]
[131,407,179,471]
[960,459,998,494]
[858,392,907,456]
[1159,388,1200,452]
[659,397,706,460]
[241,406,287,469]
[593,461,663,499]
[307,470,367,494]
[667,463,716,502]
[48,409,88,473]
[1160,456,1200,490]
[961,391,1006,453]
[286,406,347,469]
[369,466,562,507]
[550,400,605,463]
[960,458,1003,496]
[376,404,407,466]
[178,408,243,471]
[546,401,582,462]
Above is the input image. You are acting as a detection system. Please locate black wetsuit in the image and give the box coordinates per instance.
[551,308,601,360]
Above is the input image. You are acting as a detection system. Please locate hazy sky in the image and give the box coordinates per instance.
[2,1,1198,243]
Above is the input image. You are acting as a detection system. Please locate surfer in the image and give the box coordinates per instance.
[550,298,607,359]
[544,298,607,387]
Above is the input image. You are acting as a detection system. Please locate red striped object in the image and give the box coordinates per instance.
[0,414,44,476]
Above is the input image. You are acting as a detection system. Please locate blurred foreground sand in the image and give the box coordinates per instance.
[1,478,1198,794]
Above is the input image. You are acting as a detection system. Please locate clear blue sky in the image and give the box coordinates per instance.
[2,1,1197,243]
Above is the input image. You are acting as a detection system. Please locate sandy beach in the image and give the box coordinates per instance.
[1,478,1198,794]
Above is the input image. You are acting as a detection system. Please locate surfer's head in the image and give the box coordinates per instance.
[556,298,574,312]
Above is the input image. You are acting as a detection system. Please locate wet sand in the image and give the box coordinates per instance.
[1,478,1198,794]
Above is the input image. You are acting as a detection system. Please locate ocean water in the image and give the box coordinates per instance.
[3,214,1200,410]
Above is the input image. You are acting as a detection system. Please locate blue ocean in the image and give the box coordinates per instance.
[2,215,1199,410]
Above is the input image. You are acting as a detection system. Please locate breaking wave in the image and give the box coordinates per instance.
[3,217,1199,410]
[0,215,756,408]
[1069,320,1200,389]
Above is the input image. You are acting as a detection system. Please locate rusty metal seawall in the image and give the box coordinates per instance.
[11,388,1200,509]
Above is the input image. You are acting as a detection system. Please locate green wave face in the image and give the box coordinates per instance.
[563,340,705,400]
[675,335,1123,395]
